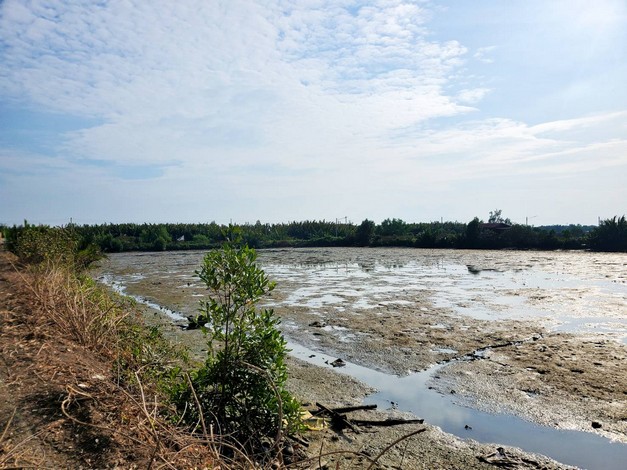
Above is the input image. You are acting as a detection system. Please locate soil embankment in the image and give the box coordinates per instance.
[0,250,215,468]
[0,250,126,467]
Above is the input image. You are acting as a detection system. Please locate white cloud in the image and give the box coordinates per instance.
[456,87,490,104]
[0,0,484,170]
[473,46,496,64]
[529,111,627,135]
[0,1,481,168]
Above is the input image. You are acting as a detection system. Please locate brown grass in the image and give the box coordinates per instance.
[17,262,129,352]
[0,257,223,469]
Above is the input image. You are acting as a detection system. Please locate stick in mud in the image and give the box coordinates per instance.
[351,418,425,427]
[315,403,360,433]
[313,404,378,415]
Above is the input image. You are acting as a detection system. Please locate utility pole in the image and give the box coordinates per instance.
[335,216,348,236]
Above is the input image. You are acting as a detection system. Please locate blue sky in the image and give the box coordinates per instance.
[1,0,626,226]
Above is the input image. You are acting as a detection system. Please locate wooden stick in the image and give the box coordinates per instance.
[326,404,378,414]
[351,418,424,427]
[315,403,359,433]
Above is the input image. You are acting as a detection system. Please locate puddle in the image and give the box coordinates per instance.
[289,342,627,470]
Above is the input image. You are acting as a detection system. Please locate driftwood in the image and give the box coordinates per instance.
[315,403,359,433]
[314,403,424,432]
[351,417,424,427]
[313,404,378,415]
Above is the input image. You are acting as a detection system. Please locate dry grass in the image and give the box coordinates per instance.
[0,258,223,469]
[17,262,130,352]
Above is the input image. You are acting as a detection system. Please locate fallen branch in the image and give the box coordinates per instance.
[315,403,359,433]
[315,404,377,414]
[351,417,424,427]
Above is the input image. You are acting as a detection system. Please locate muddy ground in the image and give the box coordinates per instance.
[140,297,626,469]
[97,248,626,469]
[269,302,627,443]
[146,311,576,470]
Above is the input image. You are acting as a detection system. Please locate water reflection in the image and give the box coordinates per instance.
[289,342,627,470]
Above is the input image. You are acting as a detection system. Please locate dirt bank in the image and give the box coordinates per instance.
[0,251,218,469]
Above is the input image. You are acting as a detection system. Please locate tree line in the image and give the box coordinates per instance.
[2,214,626,253]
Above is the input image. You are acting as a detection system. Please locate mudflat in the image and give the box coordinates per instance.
[93,247,627,469]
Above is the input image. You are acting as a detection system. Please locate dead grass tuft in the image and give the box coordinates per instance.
[17,262,130,352]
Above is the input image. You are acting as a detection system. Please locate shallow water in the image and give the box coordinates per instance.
[97,247,627,342]
[257,248,627,342]
[289,343,627,470]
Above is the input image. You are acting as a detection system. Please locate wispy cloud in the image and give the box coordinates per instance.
[1,0,481,168]
[473,46,496,64]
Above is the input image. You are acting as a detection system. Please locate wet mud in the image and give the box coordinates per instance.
[93,247,627,469]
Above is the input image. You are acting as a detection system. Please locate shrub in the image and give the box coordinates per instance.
[171,240,301,456]
[10,225,101,270]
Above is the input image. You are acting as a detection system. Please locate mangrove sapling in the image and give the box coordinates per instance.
[172,239,301,456]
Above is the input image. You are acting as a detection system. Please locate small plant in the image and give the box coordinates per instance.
[172,236,301,455]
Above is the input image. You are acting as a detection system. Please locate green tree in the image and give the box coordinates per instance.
[173,239,300,454]
[488,209,511,224]
[355,219,375,246]
[588,216,627,252]
[465,217,481,247]
[379,218,408,236]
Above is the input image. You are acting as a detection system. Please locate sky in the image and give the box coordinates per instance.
[1,0,626,227]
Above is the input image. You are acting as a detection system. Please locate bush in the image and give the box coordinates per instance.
[171,240,301,455]
[588,216,627,252]
[11,225,101,270]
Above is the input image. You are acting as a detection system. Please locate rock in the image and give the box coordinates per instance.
[186,315,207,330]
[331,358,346,368]
[592,421,602,429]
